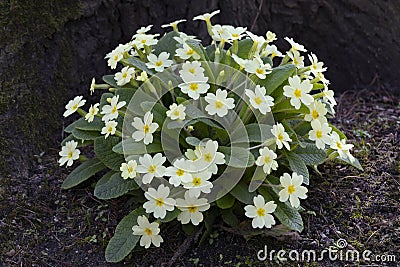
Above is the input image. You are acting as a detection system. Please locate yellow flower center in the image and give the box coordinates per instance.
[312,110,319,119]
[271,52,277,58]
[188,205,197,213]
[148,165,157,173]
[294,88,302,98]
[155,60,163,67]
[122,72,128,78]
[155,197,165,207]
[257,208,265,217]
[188,68,195,74]
[256,68,264,75]
[173,110,180,117]
[231,33,239,38]
[127,166,134,173]
[72,103,78,110]
[68,151,73,159]
[189,83,198,91]
[293,57,299,65]
[186,48,195,55]
[277,133,284,141]
[144,228,153,236]
[264,156,271,164]
[141,39,147,44]
[192,177,202,186]
[254,97,263,105]
[312,64,317,70]
[215,100,224,109]
[316,130,323,139]
[108,126,113,133]
[143,124,150,133]
[176,169,185,176]
[288,184,296,194]
[203,153,213,162]
[111,105,117,114]
[336,141,342,149]
[114,54,119,61]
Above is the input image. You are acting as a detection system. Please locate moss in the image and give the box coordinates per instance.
[0,0,82,174]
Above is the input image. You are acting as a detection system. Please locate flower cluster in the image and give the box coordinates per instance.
[59,10,360,262]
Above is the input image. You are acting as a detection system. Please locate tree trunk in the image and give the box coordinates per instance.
[1,0,398,176]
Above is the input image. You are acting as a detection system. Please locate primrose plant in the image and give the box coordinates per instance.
[59,10,361,262]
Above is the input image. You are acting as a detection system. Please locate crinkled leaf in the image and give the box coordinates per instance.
[115,88,135,103]
[160,209,180,223]
[94,172,138,199]
[230,182,257,204]
[219,146,255,168]
[105,208,146,262]
[258,186,304,232]
[61,134,93,147]
[216,193,236,209]
[124,57,155,75]
[221,209,239,227]
[260,64,296,95]
[72,128,101,140]
[229,39,253,59]
[286,152,309,185]
[61,158,106,189]
[94,136,125,171]
[153,31,179,56]
[112,139,162,155]
[245,124,273,143]
[293,143,326,165]
[103,75,136,89]
[140,102,167,126]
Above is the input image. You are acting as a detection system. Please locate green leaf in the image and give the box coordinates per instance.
[124,57,155,75]
[230,182,257,204]
[94,136,125,171]
[115,88,135,103]
[229,39,253,59]
[329,123,347,140]
[103,75,136,89]
[260,64,296,95]
[112,139,162,155]
[61,158,106,189]
[61,134,93,147]
[66,117,103,132]
[140,102,167,126]
[153,31,179,56]
[272,99,309,114]
[216,193,235,209]
[332,153,364,171]
[245,124,273,143]
[94,172,138,199]
[72,128,101,140]
[219,146,255,168]
[186,40,209,61]
[100,93,114,108]
[160,209,180,223]
[258,186,304,232]
[105,208,146,262]
[286,152,310,185]
[293,143,326,165]
[221,209,239,227]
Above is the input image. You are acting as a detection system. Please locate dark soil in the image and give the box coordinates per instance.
[1,90,399,267]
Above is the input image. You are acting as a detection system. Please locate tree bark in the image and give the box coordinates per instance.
[1,0,398,176]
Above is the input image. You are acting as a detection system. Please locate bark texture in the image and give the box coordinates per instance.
[1,0,399,176]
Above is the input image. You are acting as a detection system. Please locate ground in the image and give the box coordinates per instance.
[1,90,399,267]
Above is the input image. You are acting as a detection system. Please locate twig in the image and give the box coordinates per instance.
[251,0,264,31]
[167,226,204,267]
